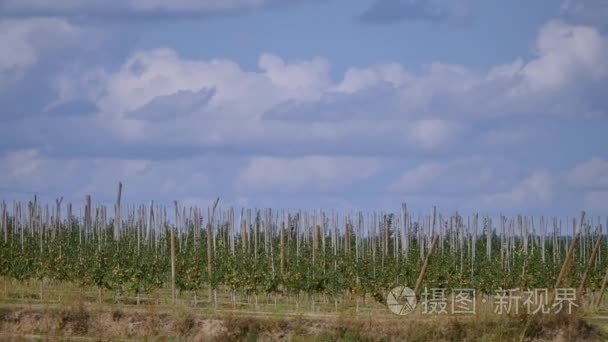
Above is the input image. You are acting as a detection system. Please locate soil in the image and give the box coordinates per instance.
[0,304,604,341]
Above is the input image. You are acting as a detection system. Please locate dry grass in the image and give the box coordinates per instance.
[1,278,607,341]
[0,304,603,341]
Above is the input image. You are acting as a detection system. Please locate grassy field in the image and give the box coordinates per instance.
[0,301,603,341]
[1,278,607,341]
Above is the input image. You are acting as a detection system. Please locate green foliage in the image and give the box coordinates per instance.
[0,215,604,301]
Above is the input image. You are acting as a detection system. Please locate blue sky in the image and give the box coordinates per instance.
[0,0,607,215]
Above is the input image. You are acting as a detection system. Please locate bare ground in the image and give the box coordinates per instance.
[0,303,604,341]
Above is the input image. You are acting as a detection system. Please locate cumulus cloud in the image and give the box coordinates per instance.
[0,18,117,122]
[480,170,555,209]
[561,0,608,27]
[333,63,410,93]
[126,88,216,122]
[389,156,520,196]
[0,18,80,89]
[38,48,468,155]
[258,54,331,101]
[3,19,606,157]
[389,156,608,214]
[0,149,217,203]
[1,12,608,213]
[425,18,608,117]
[265,20,608,133]
[478,126,538,147]
[0,151,380,208]
[583,192,608,213]
[95,49,329,118]
[264,84,404,122]
[521,20,608,92]
[562,157,608,190]
[238,156,380,192]
[405,119,465,150]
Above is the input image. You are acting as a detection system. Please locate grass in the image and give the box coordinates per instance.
[0,304,602,341]
[1,278,607,340]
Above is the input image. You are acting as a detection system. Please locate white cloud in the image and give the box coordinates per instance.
[258,53,331,100]
[55,48,467,153]
[561,0,608,27]
[26,18,605,157]
[238,156,380,191]
[389,156,519,195]
[126,88,216,121]
[521,20,608,92]
[470,158,608,212]
[330,21,608,120]
[481,170,555,209]
[583,191,608,213]
[479,126,538,146]
[2,151,608,214]
[405,119,465,150]
[0,149,215,202]
[334,63,410,93]
[387,156,608,214]
[96,49,330,118]
[563,157,608,189]
[5,149,42,179]
[0,18,79,88]
[1,15,607,214]
[389,161,443,192]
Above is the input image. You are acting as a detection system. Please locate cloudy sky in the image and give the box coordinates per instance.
[0,0,607,215]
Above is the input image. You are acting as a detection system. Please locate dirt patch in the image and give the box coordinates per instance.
[0,305,603,341]
[175,313,196,336]
[193,319,227,340]
[59,308,90,335]
[523,312,599,341]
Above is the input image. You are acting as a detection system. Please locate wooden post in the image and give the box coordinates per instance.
[414,234,440,295]
[519,259,527,288]
[67,202,72,231]
[555,211,585,289]
[345,220,350,256]
[384,214,389,257]
[207,198,219,306]
[430,206,436,237]
[148,201,154,249]
[578,231,602,294]
[518,211,584,342]
[2,201,6,242]
[114,182,122,240]
[194,207,200,253]
[207,221,214,300]
[241,208,247,254]
[280,221,286,274]
[596,265,608,307]
[170,220,176,304]
[85,195,91,237]
[54,197,62,238]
